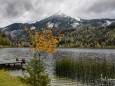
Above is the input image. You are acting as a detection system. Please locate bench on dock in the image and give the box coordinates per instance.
[0,61,25,68]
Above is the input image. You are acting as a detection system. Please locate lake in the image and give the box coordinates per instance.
[0,48,115,86]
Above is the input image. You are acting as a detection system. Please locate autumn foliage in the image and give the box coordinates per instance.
[23,27,63,86]
[24,28,64,53]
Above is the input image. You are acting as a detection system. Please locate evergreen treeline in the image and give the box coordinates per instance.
[2,25,115,48]
[0,32,11,47]
[59,25,115,48]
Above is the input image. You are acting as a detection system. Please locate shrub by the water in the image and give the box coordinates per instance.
[24,53,51,86]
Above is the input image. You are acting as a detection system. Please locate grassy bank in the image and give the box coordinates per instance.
[0,70,30,86]
[55,57,115,82]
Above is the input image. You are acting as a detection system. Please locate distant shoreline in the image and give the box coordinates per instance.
[1,47,115,50]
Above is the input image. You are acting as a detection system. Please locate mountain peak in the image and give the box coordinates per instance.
[52,11,67,17]
[75,17,81,21]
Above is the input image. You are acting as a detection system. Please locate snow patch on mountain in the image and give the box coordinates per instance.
[2,27,8,32]
[30,26,36,30]
[54,24,58,28]
[102,20,112,26]
[10,30,22,39]
[106,20,112,25]
[56,13,67,17]
[28,21,37,24]
[75,17,81,21]
[71,23,79,28]
[47,22,54,28]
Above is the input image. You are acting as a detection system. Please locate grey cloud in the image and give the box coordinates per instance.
[85,0,115,13]
[1,0,33,18]
[0,0,115,27]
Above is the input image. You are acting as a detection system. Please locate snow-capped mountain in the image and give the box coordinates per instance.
[0,13,81,39]
[0,13,115,40]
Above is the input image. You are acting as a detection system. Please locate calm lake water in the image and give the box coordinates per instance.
[0,48,115,86]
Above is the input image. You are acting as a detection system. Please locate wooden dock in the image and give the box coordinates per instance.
[0,61,25,68]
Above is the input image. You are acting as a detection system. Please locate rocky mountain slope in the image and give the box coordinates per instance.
[0,13,115,45]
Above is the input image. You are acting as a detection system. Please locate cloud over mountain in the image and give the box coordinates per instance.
[0,0,115,27]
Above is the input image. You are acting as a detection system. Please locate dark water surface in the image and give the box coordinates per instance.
[0,48,115,86]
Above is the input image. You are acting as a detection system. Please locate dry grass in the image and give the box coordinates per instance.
[0,70,30,86]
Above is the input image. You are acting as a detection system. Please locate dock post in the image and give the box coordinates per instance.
[14,63,15,68]
[8,64,10,67]
[21,63,22,68]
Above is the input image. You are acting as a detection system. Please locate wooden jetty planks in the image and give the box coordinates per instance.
[0,61,25,68]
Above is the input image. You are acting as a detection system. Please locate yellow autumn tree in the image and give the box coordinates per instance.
[24,27,63,53]
[23,27,63,86]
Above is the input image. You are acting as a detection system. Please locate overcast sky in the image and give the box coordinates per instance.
[0,0,115,27]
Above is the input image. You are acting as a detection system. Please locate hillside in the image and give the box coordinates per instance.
[0,13,115,48]
[60,25,115,48]
[0,32,11,47]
